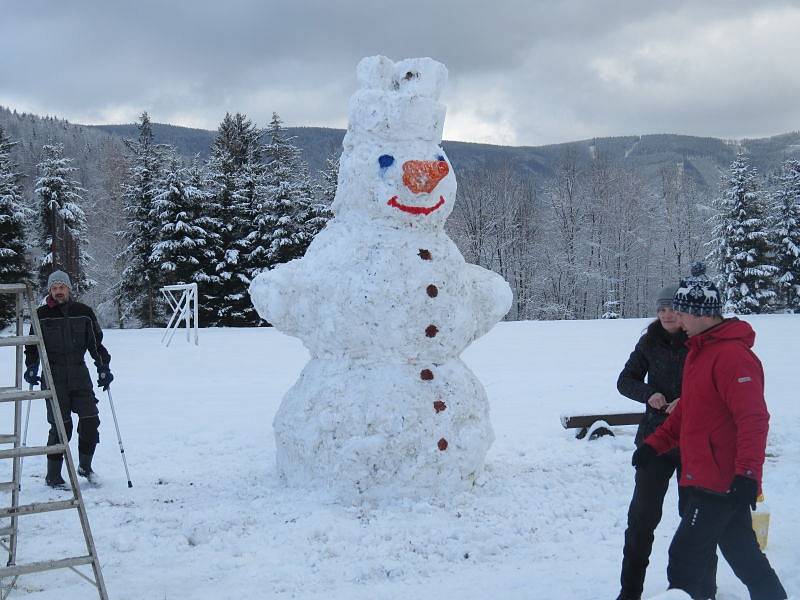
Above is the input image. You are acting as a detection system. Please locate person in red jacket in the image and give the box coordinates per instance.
[632,263,786,600]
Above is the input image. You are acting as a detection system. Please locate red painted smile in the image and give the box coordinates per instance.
[387,196,446,216]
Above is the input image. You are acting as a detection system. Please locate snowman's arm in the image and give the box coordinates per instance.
[465,263,513,339]
[249,260,310,334]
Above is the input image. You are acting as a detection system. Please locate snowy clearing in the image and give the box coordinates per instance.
[1,315,797,599]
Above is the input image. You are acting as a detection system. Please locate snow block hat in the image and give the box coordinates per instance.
[673,262,721,316]
[47,270,72,291]
[347,55,448,143]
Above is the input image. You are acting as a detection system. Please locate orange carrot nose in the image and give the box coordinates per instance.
[402,160,449,194]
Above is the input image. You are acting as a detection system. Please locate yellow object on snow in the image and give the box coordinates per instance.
[752,493,770,551]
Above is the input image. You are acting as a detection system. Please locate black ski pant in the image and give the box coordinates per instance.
[46,386,100,461]
[620,452,717,599]
[668,488,786,600]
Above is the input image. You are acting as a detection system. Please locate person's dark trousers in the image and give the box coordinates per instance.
[45,387,100,457]
[620,451,685,599]
[668,489,786,600]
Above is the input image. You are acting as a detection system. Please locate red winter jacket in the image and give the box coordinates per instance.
[644,318,769,494]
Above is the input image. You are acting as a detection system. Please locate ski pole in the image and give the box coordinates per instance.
[19,383,34,487]
[22,383,33,448]
[105,388,133,488]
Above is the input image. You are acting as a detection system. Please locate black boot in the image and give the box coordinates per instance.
[45,457,66,488]
[77,453,95,482]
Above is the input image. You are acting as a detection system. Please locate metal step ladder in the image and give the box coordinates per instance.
[0,283,109,599]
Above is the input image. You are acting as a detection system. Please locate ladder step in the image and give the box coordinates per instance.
[0,498,78,519]
[0,444,66,460]
[0,525,13,536]
[0,554,94,578]
[0,481,18,492]
[0,283,27,294]
[0,434,18,444]
[0,389,53,404]
[0,335,39,348]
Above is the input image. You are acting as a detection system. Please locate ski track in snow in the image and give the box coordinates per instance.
[624,135,642,159]
[1,317,797,599]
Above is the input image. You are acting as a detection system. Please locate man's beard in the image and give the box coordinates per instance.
[53,294,68,304]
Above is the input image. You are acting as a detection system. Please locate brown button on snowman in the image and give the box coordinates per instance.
[250,56,512,503]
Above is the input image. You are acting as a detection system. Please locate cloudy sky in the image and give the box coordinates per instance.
[2,1,799,146]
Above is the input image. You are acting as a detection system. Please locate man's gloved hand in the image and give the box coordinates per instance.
[631,443,657,469]
[24,366,41,386]
[97,366,114,391]
[728,475,758,510]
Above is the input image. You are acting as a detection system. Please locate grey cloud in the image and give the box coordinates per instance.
[1,0,798,144]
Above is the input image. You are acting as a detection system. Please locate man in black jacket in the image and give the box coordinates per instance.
[23,271,113,487]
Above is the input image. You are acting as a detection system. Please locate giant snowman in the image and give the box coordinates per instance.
[250,55,512,502]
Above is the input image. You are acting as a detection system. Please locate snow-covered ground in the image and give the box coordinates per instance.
[1,315,797,599]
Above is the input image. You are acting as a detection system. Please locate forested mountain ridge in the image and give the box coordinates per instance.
[91,121,800,192]
[2,105,799,324]
[4,105,798,200]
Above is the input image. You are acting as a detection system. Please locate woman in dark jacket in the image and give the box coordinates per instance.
[616,284,715,600]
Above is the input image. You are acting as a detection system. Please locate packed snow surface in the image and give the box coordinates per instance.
[1,315,797,599]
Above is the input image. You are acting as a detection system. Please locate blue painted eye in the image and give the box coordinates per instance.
[378,154,395,169]
[436,154,445,161]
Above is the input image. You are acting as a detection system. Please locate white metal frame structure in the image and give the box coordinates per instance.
[160,283,199,347]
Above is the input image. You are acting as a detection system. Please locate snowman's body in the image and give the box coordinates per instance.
[250,56,512,502]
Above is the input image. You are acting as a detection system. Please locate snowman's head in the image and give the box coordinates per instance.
[332,56,456,229]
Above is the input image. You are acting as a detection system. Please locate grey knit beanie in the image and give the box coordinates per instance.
[47,270,72,291]
[656,284,679,310]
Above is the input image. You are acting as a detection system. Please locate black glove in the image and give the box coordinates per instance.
[24,365,41,386]
[728,475,758,510]
[97,366,114,391]
[631,443,657,469]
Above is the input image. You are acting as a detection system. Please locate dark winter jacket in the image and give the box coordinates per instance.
[617,320,688,446]
[24,298,110,392]
[645,318,769,494]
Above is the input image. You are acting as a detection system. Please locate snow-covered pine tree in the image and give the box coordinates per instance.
[117,112,168,327]
[318,151,340,206]
[233,158,264,279]
[250,113,330,277]
[151,150,218,291]
[202,113,263,326]
[708,153,777,314]
[34,143,90,294]
[769,158,800,312]
[182,156,221,328]
[0,126,31,324]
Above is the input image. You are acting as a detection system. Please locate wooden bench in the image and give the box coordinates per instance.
[560,412,644,440]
